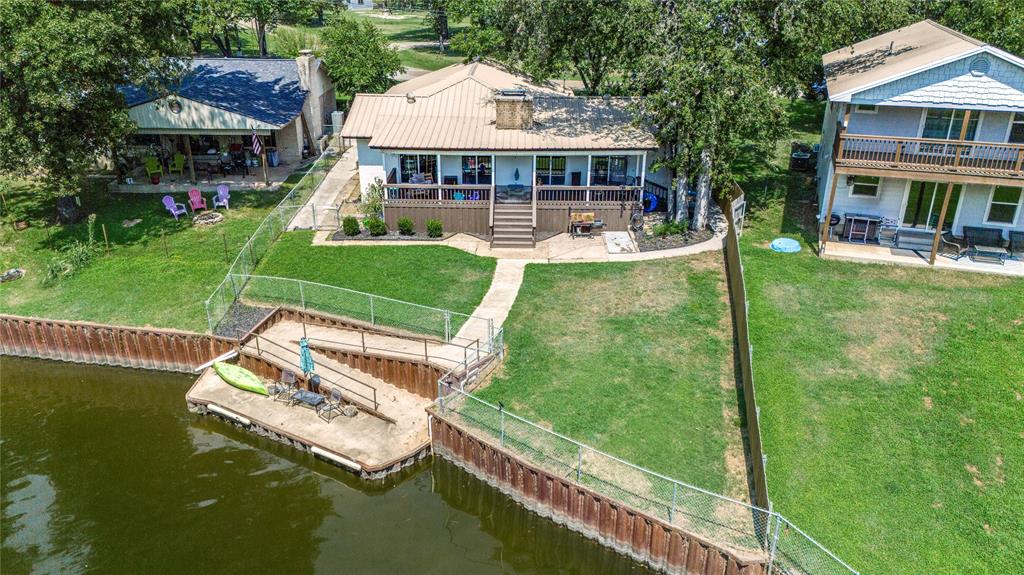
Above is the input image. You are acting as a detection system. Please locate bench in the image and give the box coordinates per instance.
[895,228,935,251]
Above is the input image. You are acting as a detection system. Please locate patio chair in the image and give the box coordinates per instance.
[271,369,298,403]
[317,386,345,422]
[1010,231,1024,259]
[213,185,230,210]
[168,153,185,176]
[162,195,188,221]
[962,226,1004,249]
[144,156,163,178]
[939,230,967,260]
[187,188,207,212]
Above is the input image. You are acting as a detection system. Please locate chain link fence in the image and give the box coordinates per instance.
[204,151,337,333]
[434,383,858,575]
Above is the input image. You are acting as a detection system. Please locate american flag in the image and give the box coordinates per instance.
[251,127,262,156]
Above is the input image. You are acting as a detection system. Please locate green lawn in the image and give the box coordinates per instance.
[251,231,496,317]
[398,46,463,71]
[474,253,743,494]
[734,99,1024,574]
[0,178,286,332]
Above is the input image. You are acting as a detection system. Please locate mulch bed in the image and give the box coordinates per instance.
[214,302,275,340]
[637,228,715,252]
[329,230,451,241]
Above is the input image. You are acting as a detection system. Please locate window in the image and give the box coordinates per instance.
[461,155,491,185]
[590,155,628,185]
[985,186,1022,225]
[850,175,880,197]
[902,181,962,230]
[853,104,877,114]
[399,154,436,183]
[1008,112,1024,144]
[921,108,979,140]
[535,156,566,185]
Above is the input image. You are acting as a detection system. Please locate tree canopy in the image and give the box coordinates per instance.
[0,0,187,198]
[319,17,404,101]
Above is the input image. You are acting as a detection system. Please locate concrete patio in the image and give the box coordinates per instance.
[108,164,295,194]
[824,241,1024,277]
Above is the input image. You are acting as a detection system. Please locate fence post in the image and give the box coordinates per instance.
[311,203,317,230]
[362,330,367,353]
[500,408,505,447]
[576,445,583,482]
[669,483,677,523]
[369,295,376,326]
[767,513,782,574]
[444,310,452,342]
[299,281,306,310]
[255,334,261,356]
[205,300,215,333]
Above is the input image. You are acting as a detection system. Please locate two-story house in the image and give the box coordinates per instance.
[816,20,1024,269]
[341,61,672,248]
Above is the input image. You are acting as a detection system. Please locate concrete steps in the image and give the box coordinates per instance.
[492,204,535,248]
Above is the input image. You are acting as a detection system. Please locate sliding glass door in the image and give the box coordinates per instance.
[902,181,961,230]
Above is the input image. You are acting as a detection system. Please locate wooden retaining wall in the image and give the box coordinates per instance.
[0,314,235,373]
[430,414,767,575]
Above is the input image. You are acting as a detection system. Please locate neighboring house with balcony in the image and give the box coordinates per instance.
[816,20,1024,268]
[340,61,671,248]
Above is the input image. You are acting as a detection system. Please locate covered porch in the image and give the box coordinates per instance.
[823,240,1024,277]
[379,150,656,240]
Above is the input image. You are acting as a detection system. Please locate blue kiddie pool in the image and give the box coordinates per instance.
[769,238,802,253]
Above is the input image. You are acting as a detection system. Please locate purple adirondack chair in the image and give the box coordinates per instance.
[213,184,230,210]
[188,188,207,212]
[162,195,188,221]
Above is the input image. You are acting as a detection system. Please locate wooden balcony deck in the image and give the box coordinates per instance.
[835,134,1024,183]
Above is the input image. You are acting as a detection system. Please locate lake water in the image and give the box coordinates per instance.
[1,357,657,574]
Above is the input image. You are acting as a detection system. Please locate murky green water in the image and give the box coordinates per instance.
[1,357,657,574]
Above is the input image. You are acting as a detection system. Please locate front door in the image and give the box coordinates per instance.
[902,181,961,230]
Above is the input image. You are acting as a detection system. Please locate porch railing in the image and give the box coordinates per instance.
[385,183,491,202]
[837,134,1024,178]
[536,185,642,203]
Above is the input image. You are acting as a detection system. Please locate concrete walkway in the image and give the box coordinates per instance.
[288,147,358,231]
[455,260,527,343]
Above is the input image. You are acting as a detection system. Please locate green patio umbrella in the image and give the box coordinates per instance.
[299,337,315,376]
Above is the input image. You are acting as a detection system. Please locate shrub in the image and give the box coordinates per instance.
[361,178,385,218]
[365,216,388,236]
[397,216,415,235]
[426,218,443,238]
[43,213,100,286]
[342,216,360,236]
[652,219,689,237]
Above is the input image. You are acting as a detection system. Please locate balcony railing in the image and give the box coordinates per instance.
[536,185,642,203]
[385,184,490,202]
[836,134,1024,179]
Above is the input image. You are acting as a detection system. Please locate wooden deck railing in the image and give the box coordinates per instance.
[535,185,642,203]
[385,183,491,202]
[837,134,1024,179]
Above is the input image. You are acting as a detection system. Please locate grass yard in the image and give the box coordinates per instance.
[474,253,745,495]
[734,99,1024,574]
[398,46,464,71]
[0,177,286,332]
[252,231,496,316]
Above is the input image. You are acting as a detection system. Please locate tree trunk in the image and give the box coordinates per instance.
[256,21,268,57]
[690,149,712,230]
[211,34,230,57]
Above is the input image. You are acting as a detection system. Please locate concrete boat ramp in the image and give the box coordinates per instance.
[187,310,497,478]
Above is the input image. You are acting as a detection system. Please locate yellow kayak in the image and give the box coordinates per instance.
[213,362,268,396]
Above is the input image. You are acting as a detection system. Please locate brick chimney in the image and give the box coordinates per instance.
[494,90,533,130]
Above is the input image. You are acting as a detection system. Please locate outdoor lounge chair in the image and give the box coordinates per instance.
[1010,231,1024,259]
[270,369,298,402]
[213,185,230,210]
[188,188,207,212]
[317,386,345,422]
[962,226,1004,249]
[168,153,185,176]
[144,156,163,179]
[939,231,967,260]
[162,195,188,221]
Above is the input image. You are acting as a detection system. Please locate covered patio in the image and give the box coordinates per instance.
[823,240,1024,277]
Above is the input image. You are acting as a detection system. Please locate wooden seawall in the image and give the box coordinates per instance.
[0,314,235,373]
[429,414,768,575]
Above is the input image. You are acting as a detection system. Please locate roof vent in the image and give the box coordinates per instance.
[969,57,990,77]
[406,93,416,104]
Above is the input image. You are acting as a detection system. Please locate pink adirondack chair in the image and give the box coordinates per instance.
[213,184,230,210]
[162,195,188,221]
[188,188,207,212]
